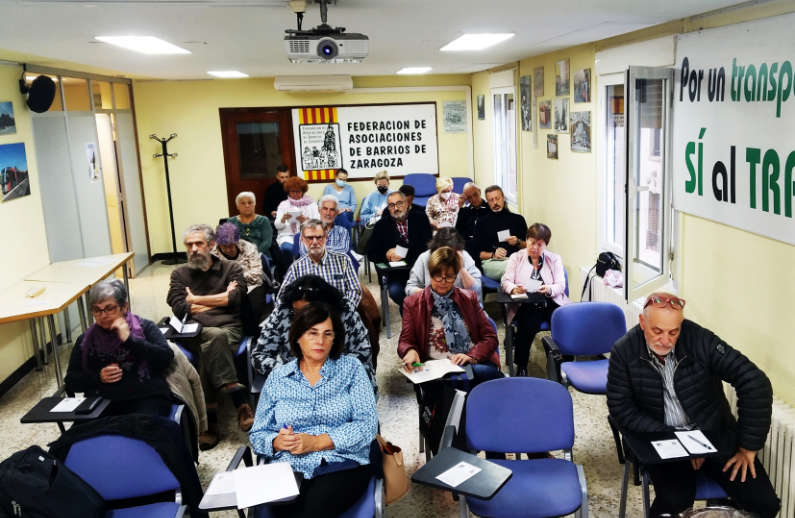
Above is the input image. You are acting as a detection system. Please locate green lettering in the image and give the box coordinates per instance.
[762,149,781,214]
[744,64,756,102]
[785,151,795,218]
[685,142,697,194]
[746,147,761,209]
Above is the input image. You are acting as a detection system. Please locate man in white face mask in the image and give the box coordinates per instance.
[425,176,461,230]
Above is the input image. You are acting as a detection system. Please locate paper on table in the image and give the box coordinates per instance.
[675,430,717,455]
[169,315,184,333]
[435,461,482,488]
[234,462,299,509]
[510,293,529,300]
[200,471,237,510]
[388,261,407,267]
[181,322,199,333]
[399,358,465,384]
[651,439,689,459]
[51,397,85,413]
[159,327,170,335]
[497,229,511,242]
[394,245,408,258]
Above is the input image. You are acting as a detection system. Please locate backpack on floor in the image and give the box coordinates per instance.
[0,446,105,518]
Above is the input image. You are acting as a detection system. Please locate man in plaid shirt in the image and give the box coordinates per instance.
[277,218,362,308]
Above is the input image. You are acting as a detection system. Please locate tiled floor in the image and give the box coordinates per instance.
[0,261,651,517]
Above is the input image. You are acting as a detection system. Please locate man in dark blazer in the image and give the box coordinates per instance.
[367,191,432,311]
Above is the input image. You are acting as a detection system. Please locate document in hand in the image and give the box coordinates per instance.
[674,430,717,455]
[399,359,465,384]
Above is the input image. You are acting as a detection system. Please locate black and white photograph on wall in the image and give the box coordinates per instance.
[538,100,551,129]
[555,58,570,96]
[0,142,30,202]
[443,100,467,133]
[85,142,99,181]
[554,97,569,133]
[547,134,558,159]
[573,68,591,103]
[0,102,15,135]
[299,121,343,171]
[520,75,531,131]
[477,94,485,120]
[533,67,544,97]
[570,111,591,152]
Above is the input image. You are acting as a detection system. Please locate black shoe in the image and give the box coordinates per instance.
[516,366,528,377]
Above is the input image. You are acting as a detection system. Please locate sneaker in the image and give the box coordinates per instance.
[199,431,219,451]
[238,403,254,432]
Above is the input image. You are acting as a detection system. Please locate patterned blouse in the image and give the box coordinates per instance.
[250,301,377,395]
[210,239,263,290]
[250,355,378,479]
[425,192,461,228]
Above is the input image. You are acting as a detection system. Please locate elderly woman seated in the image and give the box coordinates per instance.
[501,222,570,376]
[211,222,264,291]
[425,176,460,230]
[250,275,376,395]
[229,191,273,258]
[274,176,320,257]
[399,246,501,383]
[250,302,378,518]
[406,227,482,303]
[65,279,175,416]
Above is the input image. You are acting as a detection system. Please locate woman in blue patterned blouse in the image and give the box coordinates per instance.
[250,302,378,517]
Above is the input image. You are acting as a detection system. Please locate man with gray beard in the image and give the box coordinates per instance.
[167,224,251,450]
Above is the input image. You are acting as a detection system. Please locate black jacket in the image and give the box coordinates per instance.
[455,202,491,267]
[475,209,527,257]
[263,181,286,219]
[607,320,773,452]
[367,210,432,268]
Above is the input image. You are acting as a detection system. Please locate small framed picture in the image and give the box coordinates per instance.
[555,59,570,96]
[538,100,551,130]
[520,75,531,131]
[554,98,569,133]
[547,134,558,159]
[533,67,544,97]
[477,94,485,120]
[570,111,591,153]
[0,102,16,135]
[574,68,591,103]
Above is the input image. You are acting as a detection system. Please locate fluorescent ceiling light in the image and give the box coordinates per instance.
[441,33,514,52]
[208,70,249,78]
[94,36,190,55]
[396,67,432,75]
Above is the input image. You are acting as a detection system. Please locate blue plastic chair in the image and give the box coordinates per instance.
[460,377,588,518]
[64,434,187,517]
[403,173,437,207]
[541,302,626,394]
[452,176,472,193]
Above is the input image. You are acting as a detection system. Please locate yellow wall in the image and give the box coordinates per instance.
[0,64,50,381]
[132,75,472,254]
[470,6,795,405]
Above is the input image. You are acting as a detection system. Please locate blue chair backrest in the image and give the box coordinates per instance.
[466,377,574,453]
[65,435,180,501]
[551,302,626,356]
[403,173,437,197]
[452,177,472,193]
[486,316,497,333]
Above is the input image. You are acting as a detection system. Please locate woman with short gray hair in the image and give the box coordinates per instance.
[229,191,274,258]
[65,278,175,416]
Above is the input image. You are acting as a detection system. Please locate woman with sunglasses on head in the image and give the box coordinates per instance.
[65,279,175,416]
[250,302,378,518]
[250,275,376,395]
[501,222,570,376]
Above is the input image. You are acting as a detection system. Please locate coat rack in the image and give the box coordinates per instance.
[150,133,183,265]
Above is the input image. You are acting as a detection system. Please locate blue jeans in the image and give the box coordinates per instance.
[387,281,406,311]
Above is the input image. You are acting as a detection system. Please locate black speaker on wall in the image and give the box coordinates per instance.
[19,74,56,113]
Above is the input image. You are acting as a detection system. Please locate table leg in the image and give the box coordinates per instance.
[380,274,390,339]
[77,296,88,333]
[47,315,64,388]
[29,319,43,371]
[38,317,48,365]
[63,309,72,343]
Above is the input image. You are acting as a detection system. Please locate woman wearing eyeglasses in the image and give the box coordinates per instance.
[250,302,378,518]
[501,222,570,376]
[399,246,501,382]
[64,279,175,416]
[250,275,376,395]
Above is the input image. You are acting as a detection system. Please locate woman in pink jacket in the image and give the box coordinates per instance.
[501,223,570,376]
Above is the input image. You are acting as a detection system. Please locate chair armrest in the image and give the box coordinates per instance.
[226,445,254,471]
[541,335,563,383]
[374,477,384,518]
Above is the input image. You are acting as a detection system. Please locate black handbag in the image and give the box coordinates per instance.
[581,252,622,301]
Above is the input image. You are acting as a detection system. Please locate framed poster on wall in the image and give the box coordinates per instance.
[291,102,439,181]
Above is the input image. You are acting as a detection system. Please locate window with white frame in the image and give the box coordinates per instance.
[492,86,517,204]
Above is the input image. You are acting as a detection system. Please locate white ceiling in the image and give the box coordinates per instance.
[0,0,742,80]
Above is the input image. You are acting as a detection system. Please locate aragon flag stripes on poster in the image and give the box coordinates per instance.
[291,102,439,181]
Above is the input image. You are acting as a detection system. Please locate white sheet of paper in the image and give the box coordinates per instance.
[394,245,408,258]
[497,229,511,242]
[181,322,199,333]
[169,315,184,333]
[510,293,529,300]
[159,327,170,335]
[234,462,299,509]
[525,279,543,293]
[675,430,717,454]
[435,461,482,488]
[651,439,689,459]
[399,358,465,384]
[388,261,407,267]
[51,397,85,413]
[200,471,237,510]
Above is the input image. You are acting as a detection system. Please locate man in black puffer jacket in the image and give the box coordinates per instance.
[607,292,780,518]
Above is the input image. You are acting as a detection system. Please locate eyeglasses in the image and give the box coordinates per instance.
[643,294,686,310]
[431,274,456,283]
[303,234,325,242]
[92,304,119,315]
[387,201,405,209]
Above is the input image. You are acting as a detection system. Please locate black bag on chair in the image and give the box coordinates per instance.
[0,446,105,518]
[581,251,622,301]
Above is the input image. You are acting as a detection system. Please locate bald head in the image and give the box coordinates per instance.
[639,292,685,359]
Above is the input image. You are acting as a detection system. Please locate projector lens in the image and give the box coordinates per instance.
[317,39,338,59]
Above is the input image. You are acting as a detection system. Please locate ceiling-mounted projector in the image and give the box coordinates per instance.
[285,0,368,63]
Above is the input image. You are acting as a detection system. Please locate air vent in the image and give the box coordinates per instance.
[289,40,311,54]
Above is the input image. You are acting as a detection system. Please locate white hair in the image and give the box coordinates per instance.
[318,194,339,208]
[436,176,453,192]
[235,191,256,205]
[462,182,480,193]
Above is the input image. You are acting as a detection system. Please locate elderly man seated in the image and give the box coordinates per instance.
[298,194,352,258]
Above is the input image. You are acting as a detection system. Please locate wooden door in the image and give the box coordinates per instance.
[219,108,295,216]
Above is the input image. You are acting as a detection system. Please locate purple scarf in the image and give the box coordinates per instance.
[81,313,150,381]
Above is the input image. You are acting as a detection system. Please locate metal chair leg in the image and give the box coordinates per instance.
[641,471,651,518]
[619,461,630,518]
[380,274,390,339]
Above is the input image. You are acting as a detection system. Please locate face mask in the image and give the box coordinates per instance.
[377,186,388,194]
[336,179,346,187]
[440,192,451,200]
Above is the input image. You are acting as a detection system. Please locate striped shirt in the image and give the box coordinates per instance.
[647,346,691,428]
[278,249,362,308]
[298,224,351,256]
